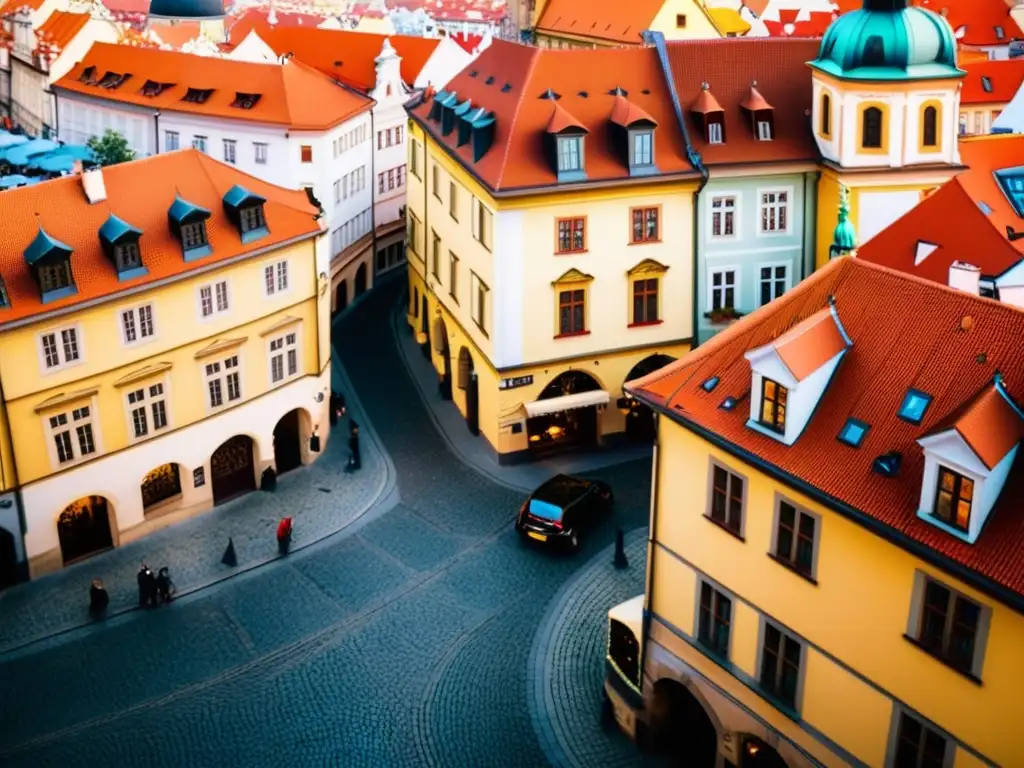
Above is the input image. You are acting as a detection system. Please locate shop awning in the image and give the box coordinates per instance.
[524,389,609,418]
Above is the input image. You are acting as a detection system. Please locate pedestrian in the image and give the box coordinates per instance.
[137,563,154,607]
[89,578,109,616]
[277,516,293,554]
[156,567,175,604]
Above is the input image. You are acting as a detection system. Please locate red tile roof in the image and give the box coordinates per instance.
[445,30,484,54]
[918,0,1017,47]
[226,7,328,41]
[925,383,1023,470]
[627,257,1024,602]
[407,40,697,193]
[149,20,202,48]
[761,11,837,38]
[389,0,506,23]
[230,24,442,93]
[35,10,89,52]
[53,43,373,130]
[664,38,820,165]
[768,307,850,380]
[535,0,664,45]
[0,0,47,13]
[961,59,1024,104]
[0,150,320,325]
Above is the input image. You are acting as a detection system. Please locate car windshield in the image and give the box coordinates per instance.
[528,498,565,522]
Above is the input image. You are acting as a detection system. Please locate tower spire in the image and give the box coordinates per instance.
[831,185,857,259]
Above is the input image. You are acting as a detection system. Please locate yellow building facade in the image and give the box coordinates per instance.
[0,150,333,577]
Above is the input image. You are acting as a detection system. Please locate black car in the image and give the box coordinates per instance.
[516,474,614,551]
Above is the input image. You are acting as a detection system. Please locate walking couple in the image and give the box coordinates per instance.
[137,563,175,607]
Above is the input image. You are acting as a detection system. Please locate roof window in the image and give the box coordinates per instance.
[540,88,561,100]
[702,376,720,392]
[500,83,512,93]
[977,200,993,215]
[872,451,902,477]
[24,227,77,304]
[720,396,737,410]
[485,75,495,85]
[140,79,174,97]
[995,168,1024,217]
[898,388,932,425]
[182,88,214,104]
[469,70,479,78]
[995,26,1005,39]
[837,418,870,447]
[78,65,98,85]
[222,184,269,244]
[168,196,212,261]
[0,277,9,309]
[98,71,131,90]
[981,76,993,93]
[99,213,146,281]
[231,92,261,109]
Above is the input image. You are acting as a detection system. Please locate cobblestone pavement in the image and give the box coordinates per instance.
[0,275,655,767]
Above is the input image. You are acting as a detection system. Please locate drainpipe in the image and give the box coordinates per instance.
[803,170,820,279]
[154,110,160,156]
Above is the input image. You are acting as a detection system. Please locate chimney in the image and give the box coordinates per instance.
[72,159,83,175]
[948,261,981,294]
[81,168,107,205]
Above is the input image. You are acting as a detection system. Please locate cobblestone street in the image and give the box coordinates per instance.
[0,276,657,767]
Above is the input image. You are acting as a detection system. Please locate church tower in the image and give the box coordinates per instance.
[810,0,965,266]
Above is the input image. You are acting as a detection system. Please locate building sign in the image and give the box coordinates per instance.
[1010,40,1024,59]
[193,467,205,488]
[499,375,533,390]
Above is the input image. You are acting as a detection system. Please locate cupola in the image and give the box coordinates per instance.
[740,81,774,141]
[99,214,146,280]
[743,302,852,445]
[222,184,268,244]
[544,102,588,182]
[168,195,212,261]
[691,83,725,145]
[148,0,225,20]
[24,227,77,304]
[915,375,1024,544]
[609,93,658,177]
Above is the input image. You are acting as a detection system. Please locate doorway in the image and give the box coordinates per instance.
[141,463,183,512]
[336,279,348,314]
[433,316,452,400]
[623,354,677,442]
[57,496,114,565]
[458,347,479,435]
[355,263,367,297]
[274,409,303,475]
[210,435,256,504]
[527,370,602,458]
[648,678,718,767]
[0,527,17,589]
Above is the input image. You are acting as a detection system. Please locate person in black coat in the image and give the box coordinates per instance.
[156,567,175,604]
[137,563,157,607]
[89,578,109,615]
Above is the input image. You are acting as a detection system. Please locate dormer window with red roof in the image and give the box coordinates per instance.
[692,83,725,145]
[740,82,774,142]
[609,89,658,177]
[543,96,587,183]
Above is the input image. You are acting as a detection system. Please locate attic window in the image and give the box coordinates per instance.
[99,213,146,280]
[469,70,479,77]
[981,76,993,93]
[898,389,932,425]
[140,79,173,97]
[231,92,262,109]
[994,168,1024,217]
[702,376,720,392]
[759,378,788,434]
[708,122,723,144]
[500,83,512,93]
[115,241,141,272]
[485,76,495,85]
[98,71,131,90]
[872,451,902,477]
[720,396,737,410]
[757,121,772,140]
[837,418,870,447]
[556,135,583,174]
[78,66,98,84]
[223,184,268,243]
[995,26,1005,39]
[977,200,993,215]
[182,88,214,104]
[934,466,973,532]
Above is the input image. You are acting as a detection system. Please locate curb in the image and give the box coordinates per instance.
[1,312,400,659]
[527,526,649,768]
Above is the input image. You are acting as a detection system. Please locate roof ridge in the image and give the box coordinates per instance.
[192,149,316,216]
[494,43,542,190]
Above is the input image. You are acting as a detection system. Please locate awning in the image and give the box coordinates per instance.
[524,389,609,418]
[608,594,644,637]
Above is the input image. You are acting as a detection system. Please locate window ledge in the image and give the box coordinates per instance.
[755,685,802,723]
[628,320,663,329]
[767,552,818,586]
[473,320,489,339]
[902,635,982,685]
[554,330,590,339]
[628,239,661,246]
[555,249,589,256]
[704,514,745,542]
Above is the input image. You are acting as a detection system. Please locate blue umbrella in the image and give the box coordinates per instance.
[48,144,96,162]
[0,174,30,188]
[30,154,76,173]
[4,139,59,166]
[0,132,28,149]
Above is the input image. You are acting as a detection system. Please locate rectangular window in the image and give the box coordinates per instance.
[223,139,237,164]
[396,125,403,144]
[974,113,983,134]
[269,332,299,383]
[709,269,736,311]
[470,272,488,334]
[759,265,788,306]
[301,145,313,163]
[631,207,659,243]
[432,163,441,198]
[334,179,342,203]
[773,499,817,579]
[38,260,73,293]
[958,113,967,136]
[760,378,787,433]
[127,383,169,438]
[377,172,385,194]
[557,136,582,172]
[407,213,420,255]
[264,261,288,295]
[165,130,179,151]
[556,218,586,253]
[49,405,96,464]
[916,577,981,674]
[121,304,155,344]
[893,711,949,768]
[205,355,241,409]
[377,130,384,150]
[760,190,789,233]
[431,230,441,280]
[631,279,658,325]
[471,198,493,251]
[757,121,772,141]
[759,623,802,710]
[632,132,653,166]
[191,135,207,153]
[698,582,732,658]
[449,180,458,220]
[410,139,421,178]
[708,463,744,536]
[933,467,973,532]
[708,122,723,144]
[40,326,81,370]
[711,196,736,237]
[448,251,459,300]
[180,222,207,251]
[558,289,586,336]
[199,281,229,318]
[115,241,141,271]
[254,142,268,164]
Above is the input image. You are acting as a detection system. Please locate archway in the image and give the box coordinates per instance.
[355,263,367,297]
[336,279,348,314]
[432,315,452,400]
[57,496,114,565]
[648,678,718,767]
[210,435,256,505]
[740,736,789,768]
[458,346,478,435]
[527,370,603,458]
[0,527,17,589]
[273,409,303,475]
[141,463,183,513]
[622,354,677,442]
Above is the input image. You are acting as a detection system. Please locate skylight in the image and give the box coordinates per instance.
[995,26,1005,39]
[977,200,993,215]
[720,396,737,410]
[838,418,870,447]
[898,389,932,424]
[981,76,993,93]
[702,376,720,392]
[872,451,902,477]
[995,168,1024,218]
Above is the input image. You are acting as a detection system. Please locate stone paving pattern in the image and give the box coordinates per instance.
[0,277,659,767]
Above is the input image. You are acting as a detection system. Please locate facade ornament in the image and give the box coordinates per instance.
[830,185,858,259]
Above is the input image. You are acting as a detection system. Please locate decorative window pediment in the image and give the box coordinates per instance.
[552,268,594,286]
[194,336,247,360]
[33,387,98,414]
[114,362,173,388]
[626,258,669,276]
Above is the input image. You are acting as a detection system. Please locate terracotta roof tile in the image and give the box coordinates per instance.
[535,0,664,45]
[149,21,202,49]
[739,83,773,111]
[770,306,850,380]
[407,40,696,193]
[665,38,820,165]
[924,382,1024,470]
[961,59,1024,105]
[0,0,47,12]
[35,11,89,52]
[546,102,586,134]
[53,43,372,130]
[0,149,320,326]
[628,257,1024,600]
[918,0,1017,47]
[691,86,725,114]
[609,94,657,128]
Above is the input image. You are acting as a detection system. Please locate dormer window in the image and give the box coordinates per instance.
[115,241,141,271]
[0,276,9,308]
[692,83,725,146]
[632,131,652,166]
[934,467,973,532]
[741,83,774,142]
[140,79,174,97]
[25,227,77,303]
[240,205,265,234]
[97,71,130,90]
[168,196,212,260]
[231,92,261,109]
[182,88,213,104]
[99,213,146,281]
[222,184,269,244]
[760,378,788,433]
[38,260,73,292]
[610,94,658,176]
[181,222,207,250]
[995,168,1024,217]
[78,65,98,85]
[757,121,772,140]
[453,98,473,146]
[708,122,723,144]
[898,388,932,424]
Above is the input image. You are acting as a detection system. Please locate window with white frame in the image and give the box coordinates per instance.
[223,139,237,164]
[757,121,772,140]
[121,304,155,344]
[127,382,168,438]
[254,142,268,164]
[710,196,736,238]
[263,261,289,296]
[165,130,179,151]
[758,265,788,306]
[760,190,789,233]
[199,280,229,318]
[709,269,737,311]
[205,355,241,408]
[708,122,723,144]
[39,326,81,370]
[269,332,299,383]
[334,179,341,203]
[48,405,96,464]
[192,135,207,153]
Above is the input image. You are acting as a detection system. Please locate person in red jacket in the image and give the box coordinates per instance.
[277,517,293,554]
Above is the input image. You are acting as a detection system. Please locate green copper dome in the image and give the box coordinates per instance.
[811,0,964,81]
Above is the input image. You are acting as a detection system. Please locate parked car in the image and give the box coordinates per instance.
[516,474,614,551]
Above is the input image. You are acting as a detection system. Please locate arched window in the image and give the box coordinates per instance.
[821,93,831,137]
[922,105,939,148]
[862,106,883,149]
